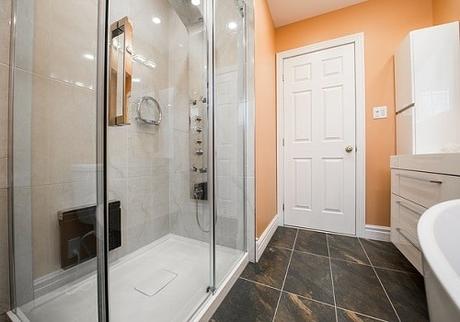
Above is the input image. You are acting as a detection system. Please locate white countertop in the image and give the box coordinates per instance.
[390,153,460,176]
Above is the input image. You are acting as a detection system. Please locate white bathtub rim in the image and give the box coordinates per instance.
[418,199,460,311]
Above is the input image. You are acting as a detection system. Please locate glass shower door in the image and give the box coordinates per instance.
[105,1,212,321]
[213,0,247,287]
[9,0,101,321]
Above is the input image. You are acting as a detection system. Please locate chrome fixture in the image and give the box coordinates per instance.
[192,166,207,173]
[136,96,162,125]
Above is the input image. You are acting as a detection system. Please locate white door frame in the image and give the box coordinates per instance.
[276,33,366,237]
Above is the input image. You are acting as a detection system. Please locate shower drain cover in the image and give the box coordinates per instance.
[134,269,178,297]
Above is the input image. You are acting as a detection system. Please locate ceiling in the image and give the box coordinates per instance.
[267,0,368,27]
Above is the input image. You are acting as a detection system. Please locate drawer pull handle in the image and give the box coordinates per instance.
[396,200,423,216]
[396,173,443,185]
[396,228,421,252]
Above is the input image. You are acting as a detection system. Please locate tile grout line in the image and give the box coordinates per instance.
[241,275,340,312]
[336,306,390,322]
[282,290,336,309]
[271,229,299,322]
[238,277,282,292]
[277,238,413,274]
[326,234,339,322]
[358,238,402,322]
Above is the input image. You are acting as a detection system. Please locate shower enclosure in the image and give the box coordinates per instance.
[7,0,253,320]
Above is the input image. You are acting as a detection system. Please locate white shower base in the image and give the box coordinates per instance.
[15,234,244,322]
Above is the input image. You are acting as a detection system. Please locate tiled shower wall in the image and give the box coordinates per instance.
[0,0,10,319]
[11,0,179,285]
[12,0,100,282]
[169,1,250,253]
[169,21,211,243]
[107,0,174,261]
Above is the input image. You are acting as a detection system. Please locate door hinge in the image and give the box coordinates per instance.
[282,204,285,211]
[282,138,285,146]
[282,73,285,82]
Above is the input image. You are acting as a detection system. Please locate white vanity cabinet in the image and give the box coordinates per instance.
[390,154,460,274]
[395,21,460,155]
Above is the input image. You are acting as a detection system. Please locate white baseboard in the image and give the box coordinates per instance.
[255,214,279,262]
[363,224,391,242]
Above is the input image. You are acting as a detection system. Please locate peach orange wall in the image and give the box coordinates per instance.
[255,0,277,237]
[433,0,460,24]
[275,0,433,226]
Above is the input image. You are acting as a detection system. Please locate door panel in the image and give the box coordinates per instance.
[283,43,356,235]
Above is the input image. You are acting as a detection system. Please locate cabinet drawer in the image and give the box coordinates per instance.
[391,229,423,274]
[391,195,425,247]
[390,194,424,274]
[391,169,460,208]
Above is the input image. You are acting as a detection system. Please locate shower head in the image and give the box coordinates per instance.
[168,0,204,29]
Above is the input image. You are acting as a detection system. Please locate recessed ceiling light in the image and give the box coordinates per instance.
[191,0,200,6]
[83,53,95,60]
[227,21,237,30]
[132,78,141,83]
[152,17,161,24]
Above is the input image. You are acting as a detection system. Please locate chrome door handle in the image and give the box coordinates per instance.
[109,17,133,126]
[345,145,354,153]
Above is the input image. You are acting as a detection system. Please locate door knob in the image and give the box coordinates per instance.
[345,145,354,153]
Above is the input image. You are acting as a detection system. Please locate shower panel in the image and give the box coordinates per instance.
[190,91,208,201]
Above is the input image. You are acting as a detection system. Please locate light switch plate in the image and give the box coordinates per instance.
[373,106,388,119]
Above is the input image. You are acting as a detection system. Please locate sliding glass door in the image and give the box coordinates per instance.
[105,0,212,321]
[10,0,101,320]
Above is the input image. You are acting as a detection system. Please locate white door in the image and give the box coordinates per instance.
[283,43,356,235]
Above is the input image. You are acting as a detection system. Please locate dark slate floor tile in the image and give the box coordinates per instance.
[337,309,382,322]
[328,234,370,265]
[274,292,336,322]
[284,252,334,305]
[269,226,297,249]
[360,239,416,272]
[376,268,429,322]
[241,246,291,289]
[210,278,280,322]
[295,230,328,256]
[331,260,398,322]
